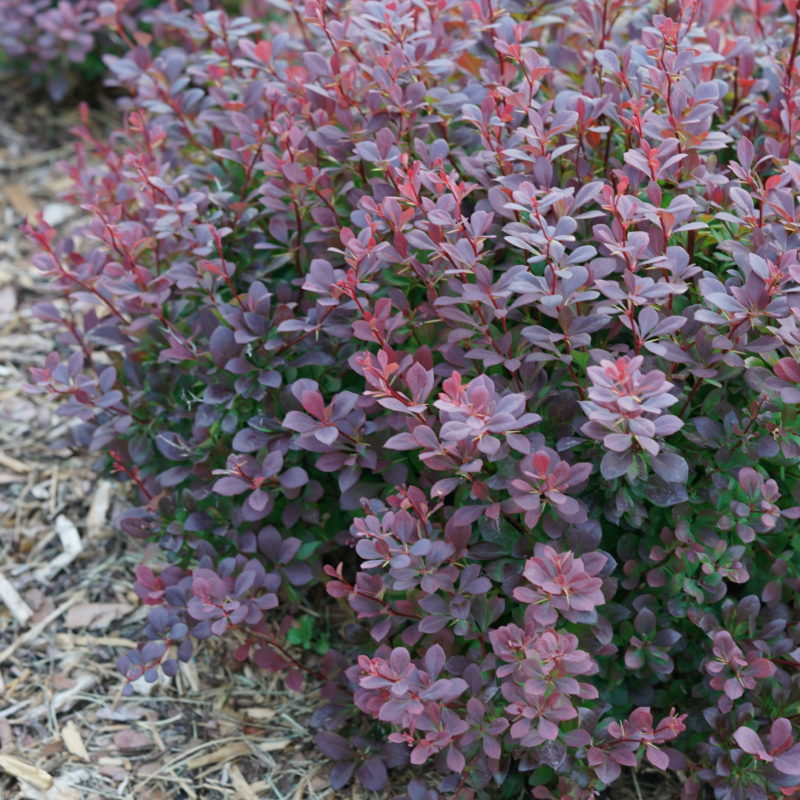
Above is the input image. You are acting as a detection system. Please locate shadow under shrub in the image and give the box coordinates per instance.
[25,0,800,798]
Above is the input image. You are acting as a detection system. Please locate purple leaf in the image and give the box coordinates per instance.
[600,450,633,480]
[356,757,388,791]
[279,466,308,490]
[774,745,800,776]
[212,477,250,496]
[316,731,354,761]
[651,452,689,483]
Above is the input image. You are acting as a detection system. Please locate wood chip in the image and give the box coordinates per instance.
[0,591,84,664]
[0,450,32,473]
[61,720,89,762]
[64,602,134,630]
[0,754,53,790]
[55,633,137,649]
[4,183,38,217]
[0,720,11,749]
[113,728,153,753]
[185,741,250,770]
[34,515,83,582]
[27,671,99,719]
[56,512,82,552]
[96,705,147,722]
[179,658,200,693]
[0,571,33,624]
[230,763,261,800]
[245,708,277,721]
[292,766,322,800]
[99,763,128,781]
[144,719,165,752]
[86,480,114,537]
[257,738,292,753]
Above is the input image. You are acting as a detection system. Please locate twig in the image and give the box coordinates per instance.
[0,591,84,664]
[0,572,33,624]
[631,767,645,800]
[33,514,83,582]
[0,451,32,473]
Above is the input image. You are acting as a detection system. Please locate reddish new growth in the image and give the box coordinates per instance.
[580,354,685,480]
[514,545,607,625]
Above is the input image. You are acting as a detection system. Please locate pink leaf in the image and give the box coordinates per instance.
[645,745,670,770]
[771,718,794,752]
[733,727,772,761]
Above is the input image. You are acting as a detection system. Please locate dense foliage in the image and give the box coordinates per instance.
[0,0,147,98]
[21,0,800,797]
[0,0,251,99]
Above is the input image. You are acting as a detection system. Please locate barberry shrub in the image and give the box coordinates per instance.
[0,0,234,99]
[25,0,800,797]
[0,0,139,99]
